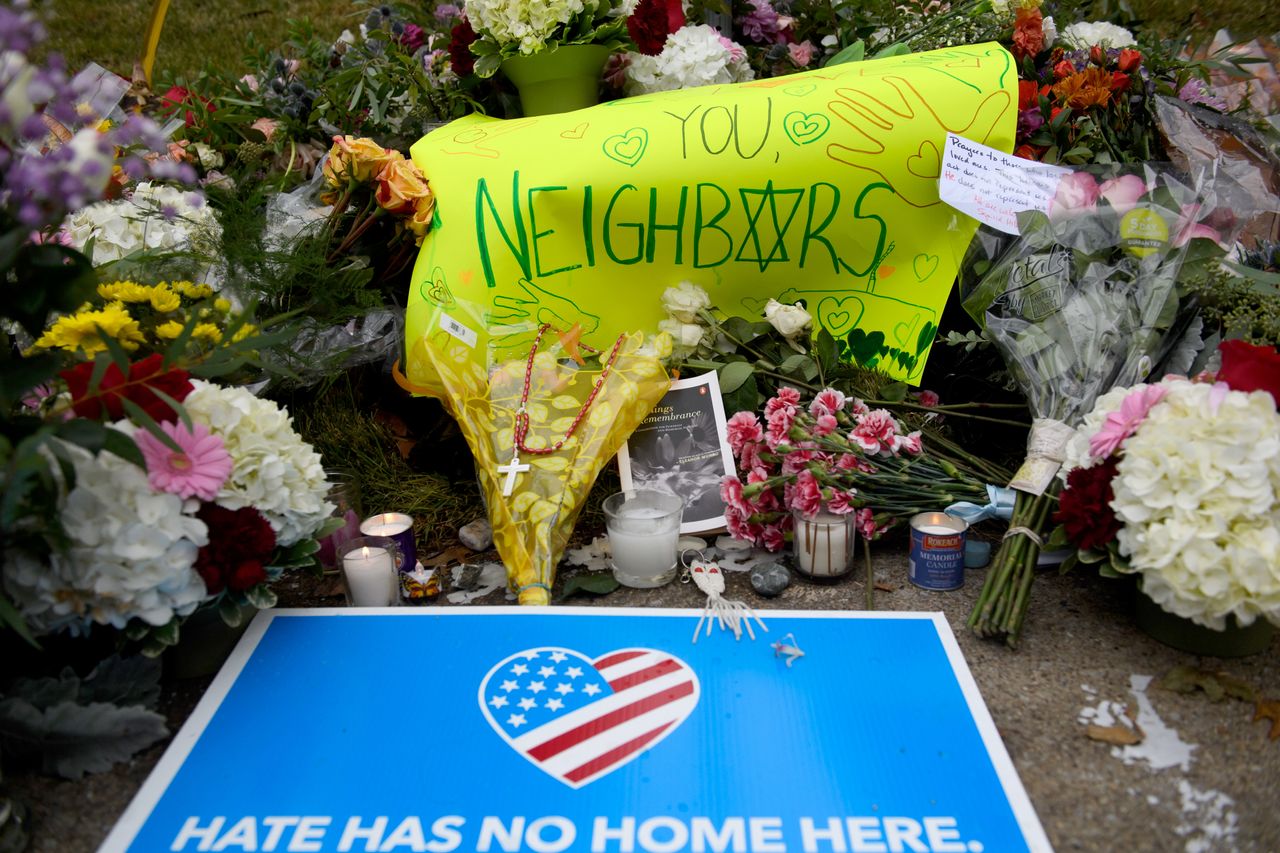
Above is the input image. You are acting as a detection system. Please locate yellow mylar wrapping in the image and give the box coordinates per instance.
[405,42,1018,388]
[405,297,670,604]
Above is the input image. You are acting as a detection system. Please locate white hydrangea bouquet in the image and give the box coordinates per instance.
[1049,341,1280,631]
[624,24,754,95]
[464,0,638,77]
[2,379,336,654]
[63,182,223,267]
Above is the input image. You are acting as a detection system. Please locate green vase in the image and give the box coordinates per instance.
[1135,589,1275,658]
[501,44,611,116]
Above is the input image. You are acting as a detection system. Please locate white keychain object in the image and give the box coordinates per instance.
[687,557,767,644]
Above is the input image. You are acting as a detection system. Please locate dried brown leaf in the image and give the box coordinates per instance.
[1086,723,1144,746]
[424,545,473,568]
[1253,699,1280,741]
[1158,665,1258,703]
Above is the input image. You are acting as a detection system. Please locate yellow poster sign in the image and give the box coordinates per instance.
[405,42,1016,387]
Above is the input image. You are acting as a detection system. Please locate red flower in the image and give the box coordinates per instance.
[1053,60,1075,81]
[449,17,478,77]
[1013,144,1044,160]
[1054,458,1122,551]
[1089,45,1106,66]
[1116,49,1142,73]
[1110,72,1131,92]
[159,85,215,128]
[627,0,685,55]
[1217,340,1280,406]
[398,22,425,54]
[1018,79,1039,110]
[60,354,192,422]
[1011,8,1044,61]
[194,505,277,595]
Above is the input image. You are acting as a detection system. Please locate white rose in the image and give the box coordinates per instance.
[191,142,224,170]
[661,281,711,323]
[659,318,706,348]
[764,298,812,340]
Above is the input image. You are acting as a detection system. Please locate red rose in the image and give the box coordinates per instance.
[1054,458,1122,551]
[1089,45,1106,66]
[1217,339,1280,406]
[1116,49,1142,73]
[1053,60,1075,80]
[449,18,477,77]
[1110,72,1131,92]
[627,0,685,56]
[60,354,192,422]
[1013,144,1044,160]
[160,85,216,128]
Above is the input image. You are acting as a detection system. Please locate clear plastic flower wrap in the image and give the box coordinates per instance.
[403,296,670,604]
[959,162,1258,646]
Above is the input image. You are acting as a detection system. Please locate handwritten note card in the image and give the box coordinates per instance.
[939,135,1069,235]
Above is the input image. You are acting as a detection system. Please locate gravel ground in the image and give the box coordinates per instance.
[7,542,1278,852]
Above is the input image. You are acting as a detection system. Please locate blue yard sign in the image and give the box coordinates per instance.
[100,609,1052,853]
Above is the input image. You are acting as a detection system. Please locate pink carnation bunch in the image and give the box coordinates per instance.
[719,387,988,553]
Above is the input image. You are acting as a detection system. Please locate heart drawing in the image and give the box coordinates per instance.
[479,647,700,788]
[816,295,865,336]
[602,128,649,167]
[913,253,940,282]
[561,122,589,140]
[783,110,830,146]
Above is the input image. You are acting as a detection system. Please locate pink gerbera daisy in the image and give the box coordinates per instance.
[135,421,233,501]
[1089,385,1168,460]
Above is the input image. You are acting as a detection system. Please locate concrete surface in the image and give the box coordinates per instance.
[8,543,1279,852]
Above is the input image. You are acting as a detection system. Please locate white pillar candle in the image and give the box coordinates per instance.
[794,511,853,578]
[343,545,397,606]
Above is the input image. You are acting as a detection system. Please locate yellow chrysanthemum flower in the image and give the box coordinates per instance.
[232,323,257,343]
[174,281,214,299]
[155,320,186,339]
[214,298,232,313]
[32,302,144,354]
[97,280,153,303]
[192,323,222,344]
[148,287,181,313]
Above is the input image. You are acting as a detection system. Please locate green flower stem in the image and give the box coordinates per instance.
[863,536,875,611]
[864,400,1030,427]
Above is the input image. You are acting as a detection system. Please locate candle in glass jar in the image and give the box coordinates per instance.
[343,545,397,606]
[359,513,415,572]
[794,511,853,578]
[604,491,684,589]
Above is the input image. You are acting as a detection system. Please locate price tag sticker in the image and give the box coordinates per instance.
[438,312,477,348]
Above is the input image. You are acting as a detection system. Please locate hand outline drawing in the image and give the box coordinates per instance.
[825,75,1011,208]
[490,278,602,334]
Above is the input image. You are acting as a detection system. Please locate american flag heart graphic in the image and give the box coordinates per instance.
[478,647,700,788]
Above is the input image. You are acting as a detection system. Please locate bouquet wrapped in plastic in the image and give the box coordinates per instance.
[403,297,670,604]
[961,164,1256,646]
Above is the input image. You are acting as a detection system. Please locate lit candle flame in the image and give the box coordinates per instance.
[361,546,371,558]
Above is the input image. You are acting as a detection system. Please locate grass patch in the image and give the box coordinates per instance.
[43,0,356,83]
[290,381,485,551]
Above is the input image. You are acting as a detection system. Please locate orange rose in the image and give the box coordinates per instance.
[376,156,430,214]
[406,195,436,243]
[324,136,398,187]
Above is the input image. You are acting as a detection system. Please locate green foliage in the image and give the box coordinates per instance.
[0,655,168,779]
[1189,262,1280,346]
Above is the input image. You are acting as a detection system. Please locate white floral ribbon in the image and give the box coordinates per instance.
[1009,417,1076,495]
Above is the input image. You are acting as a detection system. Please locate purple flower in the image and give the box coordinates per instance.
[1177,79,1228,112]
[737,0,784,45]
[434,4,462,22]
